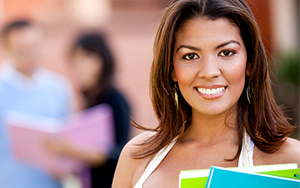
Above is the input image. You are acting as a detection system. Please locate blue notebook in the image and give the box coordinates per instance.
[205,166,300,188]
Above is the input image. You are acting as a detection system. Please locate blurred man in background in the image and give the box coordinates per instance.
[0,19,73,188]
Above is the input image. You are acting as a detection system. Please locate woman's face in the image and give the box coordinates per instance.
[172,17,247,117]
[70,47,103,91]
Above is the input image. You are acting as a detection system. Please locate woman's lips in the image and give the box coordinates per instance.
[195,86,227,99]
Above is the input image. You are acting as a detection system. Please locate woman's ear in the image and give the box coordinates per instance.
[246,62,251,76]
[171,67,178,82]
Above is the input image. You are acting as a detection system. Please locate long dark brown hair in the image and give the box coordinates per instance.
[132,0,295,160]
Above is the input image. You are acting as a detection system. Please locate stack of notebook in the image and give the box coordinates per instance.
[179,163,300,188]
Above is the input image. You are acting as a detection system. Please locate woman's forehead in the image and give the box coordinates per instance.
[174,17,242,48]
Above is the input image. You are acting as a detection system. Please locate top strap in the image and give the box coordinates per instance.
[238,131,254,167]
[133,139,177,188]
[134,131,254,187]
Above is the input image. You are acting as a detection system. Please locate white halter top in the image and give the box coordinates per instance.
[134,131,254,188]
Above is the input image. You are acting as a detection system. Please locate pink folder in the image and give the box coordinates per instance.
[5,104,114,176]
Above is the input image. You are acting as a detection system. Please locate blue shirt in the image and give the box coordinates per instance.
[0,62,73,188]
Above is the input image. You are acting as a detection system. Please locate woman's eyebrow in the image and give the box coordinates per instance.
[176,40,241,52]
[176,45,200,52]
[215,40,241,49]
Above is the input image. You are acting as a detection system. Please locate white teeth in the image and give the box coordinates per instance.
[197,87,225,95]
[211,89,216,94]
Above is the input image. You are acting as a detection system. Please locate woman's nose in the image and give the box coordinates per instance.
[197,56,221,80]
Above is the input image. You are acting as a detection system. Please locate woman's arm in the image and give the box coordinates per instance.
[279,137,300,164]
[112,131,156,188]
[254,137,300,165]
[44,137,108,166]
[111,139,136,188]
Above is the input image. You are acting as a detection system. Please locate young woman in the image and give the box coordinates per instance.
[48,32,130,188]
[70,32,131,188]
[112,0,300,187]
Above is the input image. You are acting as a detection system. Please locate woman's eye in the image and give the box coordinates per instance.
[219,50,234,57]
[183,53,199,60]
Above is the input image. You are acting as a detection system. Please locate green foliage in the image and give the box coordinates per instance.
[278,53,299,87]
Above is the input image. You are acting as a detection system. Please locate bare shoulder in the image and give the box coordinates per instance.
[277,137,300,162]
[112,131,156,188]
[121,131,157,159]
[254,137,300,165]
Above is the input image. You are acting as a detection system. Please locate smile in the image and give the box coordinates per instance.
[196,87,226,95]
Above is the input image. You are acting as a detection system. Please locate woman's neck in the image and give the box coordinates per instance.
[183,109,239,144]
